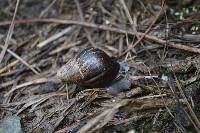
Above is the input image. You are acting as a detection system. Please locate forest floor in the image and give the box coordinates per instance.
[1,0,200,133]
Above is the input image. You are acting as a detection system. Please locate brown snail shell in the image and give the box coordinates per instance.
[57,47,120,87]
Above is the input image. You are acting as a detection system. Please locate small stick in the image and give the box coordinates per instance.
[173,72,200,131]
[0,45,40,75]
[1,18,200,54]
[0,0,20,63]
[0,60,19,74]
[120,0,166,56]
[39,0,57,18]
[4,77,61,96]
[37,26,74,48]
[49,40,81,55]
[120,0,140,40]
[74,0,96,47]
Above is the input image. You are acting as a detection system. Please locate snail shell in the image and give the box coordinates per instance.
[57,47,120,87]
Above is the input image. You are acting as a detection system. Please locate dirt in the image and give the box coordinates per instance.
[1,0,200,133]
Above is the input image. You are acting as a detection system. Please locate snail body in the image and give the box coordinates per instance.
[57,47,120,87]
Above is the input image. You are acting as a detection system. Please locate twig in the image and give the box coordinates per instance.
[120,0,166,56]
[0,0,20,63]
[0,80,16,90]
[0,59,19,74]
[0,45,40,75]
[39,0,57,18]
[4,77,61,96]
[77,100,126,133]
[120,0,140,40]
[37,26,74,48]
[59,0,65,13]
[74,0,96,47]
[15,92,68,115]
[173,72,200,132]
[49,40,81,55]
[1,18,200,54]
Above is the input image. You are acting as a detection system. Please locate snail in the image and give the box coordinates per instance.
[105,78,131,94]
[57,47,120,87]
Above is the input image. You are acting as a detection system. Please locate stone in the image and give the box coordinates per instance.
[0,116,22,133]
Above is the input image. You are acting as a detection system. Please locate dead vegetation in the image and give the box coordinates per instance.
[1,0,200,132]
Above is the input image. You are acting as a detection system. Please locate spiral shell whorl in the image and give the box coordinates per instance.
[57,59,82,83]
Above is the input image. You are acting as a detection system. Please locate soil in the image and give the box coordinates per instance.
[1,0,200,133]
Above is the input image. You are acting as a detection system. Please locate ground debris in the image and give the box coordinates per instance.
[1,0,200,133]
